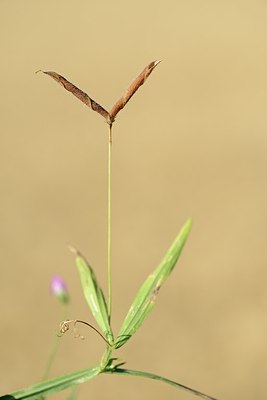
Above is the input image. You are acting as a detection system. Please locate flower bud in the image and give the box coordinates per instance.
[50,275,69,305]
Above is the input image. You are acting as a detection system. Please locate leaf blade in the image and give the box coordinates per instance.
[3,365,100,400]
[105,368,219,400]
[115,218,192,348]
[75,252,113,342]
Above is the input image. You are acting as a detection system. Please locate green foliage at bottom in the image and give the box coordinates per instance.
[2,365,100,400]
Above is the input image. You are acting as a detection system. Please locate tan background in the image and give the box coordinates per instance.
[1,1,267,399]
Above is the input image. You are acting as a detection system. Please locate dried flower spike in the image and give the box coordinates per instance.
[37,60,161,126]
[109,60,161,122]
[36,70,110,122]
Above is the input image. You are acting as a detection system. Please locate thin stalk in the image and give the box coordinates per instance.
[66,385,79,400]
[107,124,113,322]
[100,344,113,370]
[104,368,219,400]
[42,306,69,381]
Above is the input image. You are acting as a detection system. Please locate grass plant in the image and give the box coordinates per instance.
[1,61,219,400]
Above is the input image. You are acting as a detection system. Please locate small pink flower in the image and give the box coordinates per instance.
[50,275,69,304]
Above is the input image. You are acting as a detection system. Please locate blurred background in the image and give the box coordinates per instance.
[1,1,267,399]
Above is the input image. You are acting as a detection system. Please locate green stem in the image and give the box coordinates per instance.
[100,344,113,370]
[107,124,112,323]
[66,385,79,400]
[42,306,69,381]
[104,368,219,400]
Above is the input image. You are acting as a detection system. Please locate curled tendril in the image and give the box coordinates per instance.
[57,319,110,345]
[58,320,73,337]
[57,320,84,340]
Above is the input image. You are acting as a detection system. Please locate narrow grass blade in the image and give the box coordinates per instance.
[74,250,113,343]
[105,368,219,400]
[115,219,192,349]
[37,70,110,122]
[1,366,100,400]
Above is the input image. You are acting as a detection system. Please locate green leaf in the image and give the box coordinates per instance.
[115,218,192,349]
[1,365,100,400]
[105,367,218,400]
[75,252,113,343]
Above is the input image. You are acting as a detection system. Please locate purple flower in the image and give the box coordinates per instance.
[50,275,69,304]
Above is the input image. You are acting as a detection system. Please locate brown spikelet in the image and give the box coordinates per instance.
[109,60,161,123]
[37,60,161,126]
[37,70,110,122]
